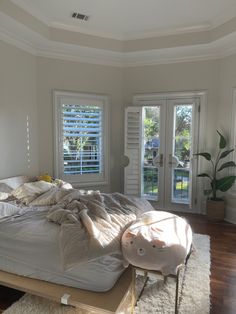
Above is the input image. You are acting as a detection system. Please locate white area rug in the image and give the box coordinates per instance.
[3,234,210,314]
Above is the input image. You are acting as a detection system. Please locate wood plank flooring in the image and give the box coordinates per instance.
[0,213,235,313]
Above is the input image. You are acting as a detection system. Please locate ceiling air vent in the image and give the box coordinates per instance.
[72,12,89,21]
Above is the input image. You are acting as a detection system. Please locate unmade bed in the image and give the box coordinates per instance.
[0,176,153,293]
[0,209,126,292]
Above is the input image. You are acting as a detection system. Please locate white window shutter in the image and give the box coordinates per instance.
[53,91,109,186]
[124,106,142,196]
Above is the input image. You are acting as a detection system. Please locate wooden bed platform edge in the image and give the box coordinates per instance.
[0,267,132,314]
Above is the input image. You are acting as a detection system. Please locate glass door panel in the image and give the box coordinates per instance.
[171,105,193,204]
[141,106,160,200]
[136,96,199,212]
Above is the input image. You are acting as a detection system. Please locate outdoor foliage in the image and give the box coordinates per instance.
[143,106,192,200]
[175,106,192,163]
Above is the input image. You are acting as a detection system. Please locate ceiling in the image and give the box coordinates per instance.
[11,0,236,39]
[1,0,236,66]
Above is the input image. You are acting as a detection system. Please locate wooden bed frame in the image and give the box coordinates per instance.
[0,176,133,313]
[0,268,132,313]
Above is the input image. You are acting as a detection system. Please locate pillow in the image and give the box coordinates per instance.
[54,179,73,190]
[121,211,192,275]
[0,202,19,218]
[0,192,10,201]
[0,183,13,194]
[0,183,13,201]
[12,180,53,205]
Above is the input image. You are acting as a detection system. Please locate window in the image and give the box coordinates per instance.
[54,91,109,186]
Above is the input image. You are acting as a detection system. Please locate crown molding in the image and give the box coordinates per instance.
[1,10,236,67]
[122,24,212,40]
[0,29,36,55]
[2,2,236,51]
[36,44,124,67]
[0,15,36,55]
[50,22,124,41]
[50,22,213,41]
[8,0,213,41]
[210,8,236,29]
[8,0,236,41]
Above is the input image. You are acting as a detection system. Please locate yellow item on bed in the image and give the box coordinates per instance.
[38,173,53,183]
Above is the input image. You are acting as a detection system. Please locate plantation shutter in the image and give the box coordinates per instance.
[54,91,109,186]
[124,106,143,196]
[61,104,103,176]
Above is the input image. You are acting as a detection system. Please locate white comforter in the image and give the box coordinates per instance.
[11,183,153,270]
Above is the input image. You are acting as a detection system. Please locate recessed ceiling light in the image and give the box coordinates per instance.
[72,12,89,21]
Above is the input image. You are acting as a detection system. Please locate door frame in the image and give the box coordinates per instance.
[133,91,207,213]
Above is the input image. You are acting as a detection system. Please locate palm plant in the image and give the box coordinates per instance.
[195,131,236,201]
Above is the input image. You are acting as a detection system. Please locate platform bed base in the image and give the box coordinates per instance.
[0,268,132,314]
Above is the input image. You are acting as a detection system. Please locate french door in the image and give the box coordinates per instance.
[124,96,201,212]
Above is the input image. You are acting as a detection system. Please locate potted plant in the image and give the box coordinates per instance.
[195,130,236,221]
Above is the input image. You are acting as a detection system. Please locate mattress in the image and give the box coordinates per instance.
[0,207,125,292]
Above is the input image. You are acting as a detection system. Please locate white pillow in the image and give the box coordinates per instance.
[0,183,13,194]
[0,192,10,200]
[12,181,53,204]
[0,202,19,218]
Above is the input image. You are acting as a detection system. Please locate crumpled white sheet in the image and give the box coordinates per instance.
[15,183,154,269]
[12,181,53,205]
[0,202,20,218]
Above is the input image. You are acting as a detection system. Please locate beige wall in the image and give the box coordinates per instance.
[2,38,236,222]
[36,57,123,193]
[219,54,236,134]
[219,54,236,223]
[123,60,220,188]
[123,60,219,141]
[0,40,38,179]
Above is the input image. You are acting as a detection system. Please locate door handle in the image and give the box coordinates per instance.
[168,154,180,168]
[153,153,164,167]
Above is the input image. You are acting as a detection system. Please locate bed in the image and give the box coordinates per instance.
[0,175,153,313]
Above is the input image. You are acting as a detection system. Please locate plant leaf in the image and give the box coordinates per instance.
[218,161,236,171]
[217,130,227,149]
[197,173,211,179]
[215,176,236,192]
[219,148,234,159]
[194,152,212,161]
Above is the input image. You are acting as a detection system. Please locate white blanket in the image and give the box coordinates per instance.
[15,184,153,269]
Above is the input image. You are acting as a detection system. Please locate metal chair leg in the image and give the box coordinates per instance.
[175,268,180,314]
[131,267,136,314]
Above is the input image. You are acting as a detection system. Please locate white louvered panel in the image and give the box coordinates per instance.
[62,104,102,175]
[124,107,142,196]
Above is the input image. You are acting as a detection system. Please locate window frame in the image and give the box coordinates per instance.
[53,90,109,186]
[229,87,236,194]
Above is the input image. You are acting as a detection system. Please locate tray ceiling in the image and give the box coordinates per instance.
[1,0,236,66]
[11,0,236,40]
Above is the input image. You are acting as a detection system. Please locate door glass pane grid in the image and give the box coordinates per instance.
[172,105,192,204]
[142,106,160,200]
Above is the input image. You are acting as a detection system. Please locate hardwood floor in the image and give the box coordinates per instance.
[185,213,236,314]
[0,213,235,313]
